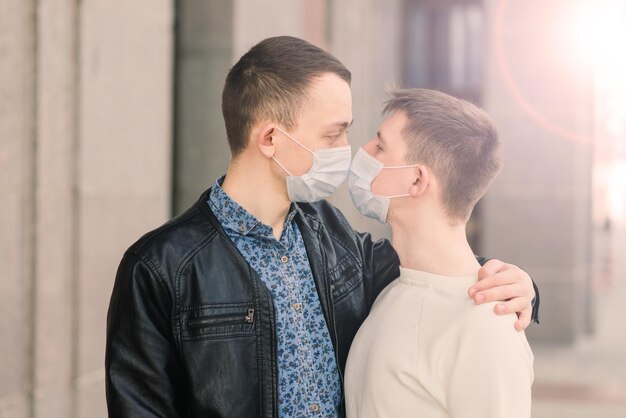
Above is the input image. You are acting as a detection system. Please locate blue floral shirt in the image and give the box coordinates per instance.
[209,178,342,417]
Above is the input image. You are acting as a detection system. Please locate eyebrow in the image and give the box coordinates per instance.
[327,120,353,130]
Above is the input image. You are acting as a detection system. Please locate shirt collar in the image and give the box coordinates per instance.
[208,176,298,238]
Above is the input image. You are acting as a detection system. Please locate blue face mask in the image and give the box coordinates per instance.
[348,147,418,223]
[273,127,352,202]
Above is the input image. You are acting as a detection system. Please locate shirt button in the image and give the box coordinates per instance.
[238,225,245,233]
[292,303,302,311]
[311,404,319,412]
[280,255,288,263]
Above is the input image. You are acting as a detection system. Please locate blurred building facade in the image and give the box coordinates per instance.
[1,1,173,417]
[1,0,619,417]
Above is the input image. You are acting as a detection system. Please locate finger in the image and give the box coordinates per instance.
[474,284,529,305]
[514,308,532,331]
[469,271,522,297]
[491,296,529,315]
[485,268,535,302]
[477,258,506,280]
[473,284,524,304]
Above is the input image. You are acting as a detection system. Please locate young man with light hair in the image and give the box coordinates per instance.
[106,37,537,417]
[345,88,534,418]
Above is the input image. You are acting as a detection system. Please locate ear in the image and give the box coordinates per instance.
[409,165,429,197]
[255,122,278,159]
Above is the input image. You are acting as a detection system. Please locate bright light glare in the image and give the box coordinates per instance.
[572,0,626,136]
[572,0,626,66]
[573,1,626,226]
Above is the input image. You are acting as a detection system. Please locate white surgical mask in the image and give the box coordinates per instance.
[273,127,352,202]
[348,147,418,223]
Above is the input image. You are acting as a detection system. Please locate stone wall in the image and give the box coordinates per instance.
[0,1,173,417]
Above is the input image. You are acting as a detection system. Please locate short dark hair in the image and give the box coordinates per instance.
[222,36,351,157]
[384,88,502,222]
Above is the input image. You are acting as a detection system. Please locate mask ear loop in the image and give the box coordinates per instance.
[275,127,314,154]
[383,164,419,169]
[272,155,293,176]
[272,127,315,177]
[386,192,411,198]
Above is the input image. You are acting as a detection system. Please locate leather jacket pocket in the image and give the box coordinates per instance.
[328,256,362,302]
[181,303,255,341]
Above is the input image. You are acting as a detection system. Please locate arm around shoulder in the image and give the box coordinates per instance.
[106,252,185,417]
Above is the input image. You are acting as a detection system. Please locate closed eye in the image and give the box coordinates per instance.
[327,130,348,142]
[375,131,386,152]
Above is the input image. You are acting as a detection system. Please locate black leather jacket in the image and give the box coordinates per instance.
[105,188,540,417]
[105,188,401,417]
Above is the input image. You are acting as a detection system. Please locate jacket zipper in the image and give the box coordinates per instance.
[187,308,254,329]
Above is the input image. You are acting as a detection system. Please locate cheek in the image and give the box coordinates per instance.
[371,170,393,195]
[292,153,314,176]
[280,140,314,176]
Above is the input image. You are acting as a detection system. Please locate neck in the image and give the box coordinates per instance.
[222,154,291,240]
[389,208,480,277]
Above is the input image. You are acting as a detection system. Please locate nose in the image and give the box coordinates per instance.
[362,138,378,156]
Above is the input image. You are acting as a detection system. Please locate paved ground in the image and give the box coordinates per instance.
[532,226,626,417]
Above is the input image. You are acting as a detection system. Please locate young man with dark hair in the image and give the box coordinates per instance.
[106,37,538,417]
[345,89,533,417]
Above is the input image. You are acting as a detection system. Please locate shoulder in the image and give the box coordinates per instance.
[461,302,519,341]
[465,301,517,330]
[458,302,534,365]
[124,189,221,272]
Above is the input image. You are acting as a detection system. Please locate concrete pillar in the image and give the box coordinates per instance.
[0,1,36,417]
[173,0,234,214]
[32,1,77,417]
[0,1,174,416]
[482,0,594,344]
[76,1,174,416]
[232,0,305,57]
